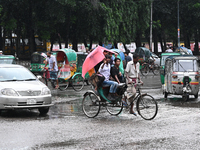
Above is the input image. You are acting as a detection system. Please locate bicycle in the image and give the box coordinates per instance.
[140,59,160,76]
[122,83,158,120]
[82,78,158,120]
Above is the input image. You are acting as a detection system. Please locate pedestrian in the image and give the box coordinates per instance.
[125,53,143,115]
[44,51,59,89]
[165,46,173,52]
[124,51,132,69]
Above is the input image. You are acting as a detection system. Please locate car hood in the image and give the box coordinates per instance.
[0,81,46,91]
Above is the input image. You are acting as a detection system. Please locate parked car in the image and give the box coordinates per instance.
[0,64,52,114]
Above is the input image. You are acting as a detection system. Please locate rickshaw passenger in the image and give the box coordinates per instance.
[98,55,118,101]
[111,58,123,84]
[94,50,108,72]
[44,51,59,89]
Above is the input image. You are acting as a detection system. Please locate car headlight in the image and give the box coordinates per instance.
[41,87,51,95]
[1,88,19,96]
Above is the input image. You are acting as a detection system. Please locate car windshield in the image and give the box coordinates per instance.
[161,56,169,66]
[0,58,15,64]
[173,59,198,72]
[0,67,36,82]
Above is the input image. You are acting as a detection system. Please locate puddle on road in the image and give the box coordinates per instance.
[158,96,200,108]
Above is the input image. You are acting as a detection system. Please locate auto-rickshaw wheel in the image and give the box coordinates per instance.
[194,94,198,99]
[164,92,168,99]
[182,94,189,101]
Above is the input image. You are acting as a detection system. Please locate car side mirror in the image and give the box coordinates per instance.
[37,75,42,80]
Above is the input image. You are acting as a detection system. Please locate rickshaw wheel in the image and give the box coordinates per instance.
[140,64,149,76]
[106,100,123,116]
[58,80,69,91]
[71,74,85,91]
[82,92,100,118]
[195,94,198,99]
[152,64,160,75]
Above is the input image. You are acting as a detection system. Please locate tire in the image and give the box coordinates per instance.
[136,94,158,120]
[195,94,198,99]
[152,64,160,75]
[38,107,49,115]
[140,64,149,76]
[72,74,85,91]
[82,92,100,118]
[106,100,123,116]
[58,80,69,91]
[183,94,189,101]
[164,92,168,99]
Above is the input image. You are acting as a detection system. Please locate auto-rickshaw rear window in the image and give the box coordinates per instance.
[173,59,198,72]
[31,54,45,63]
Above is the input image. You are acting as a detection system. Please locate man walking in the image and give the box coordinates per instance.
[44,51,59,89]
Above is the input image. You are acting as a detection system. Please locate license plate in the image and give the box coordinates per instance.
[27,99,36,105]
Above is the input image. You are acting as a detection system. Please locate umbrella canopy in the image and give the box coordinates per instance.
[111,49,125,61]
[82,46,115,78]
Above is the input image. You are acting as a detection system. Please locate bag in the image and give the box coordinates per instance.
[89,73,105,88]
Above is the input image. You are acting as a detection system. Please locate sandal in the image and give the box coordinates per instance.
[130,111,137,116]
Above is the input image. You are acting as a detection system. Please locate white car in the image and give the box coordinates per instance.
[0,64,52,114]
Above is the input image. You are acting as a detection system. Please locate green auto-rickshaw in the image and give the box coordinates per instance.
[30,51,57,75]
[0,55,16,64]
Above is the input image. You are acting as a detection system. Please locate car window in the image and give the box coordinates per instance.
[0,67,36,81]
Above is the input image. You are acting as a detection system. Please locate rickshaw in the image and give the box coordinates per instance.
[81,46,158,120]
[160,52,181,86]
[30,51,57,75]
[76,52,90,84]
[56,48,85,91]
[82,75,158,120]
[164,55,199,101]
[0,55,16,64]
[135,47,159,76]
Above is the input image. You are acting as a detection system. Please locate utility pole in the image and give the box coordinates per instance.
[150,0,153,51]
[177,0,180,47]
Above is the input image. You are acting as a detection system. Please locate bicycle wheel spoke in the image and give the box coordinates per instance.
[82,93,100,118]
[137,95,158,120]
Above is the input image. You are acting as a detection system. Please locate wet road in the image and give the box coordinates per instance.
[1,74,200,149]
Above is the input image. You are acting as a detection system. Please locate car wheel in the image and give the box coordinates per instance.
[38,107,49,115]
